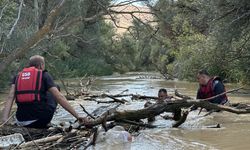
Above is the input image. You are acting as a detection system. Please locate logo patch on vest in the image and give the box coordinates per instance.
[21,72,31,80]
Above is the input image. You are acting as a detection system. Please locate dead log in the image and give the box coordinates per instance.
[231,103,250,109]
[172,109,189,128]
[83,100,250,128]
[131,94,158,100]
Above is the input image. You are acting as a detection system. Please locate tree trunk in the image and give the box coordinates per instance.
[34,0,39,31]
[39,0,48,29]
[0,0,66,74]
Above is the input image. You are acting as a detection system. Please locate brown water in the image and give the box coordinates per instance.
[1,72,250,150]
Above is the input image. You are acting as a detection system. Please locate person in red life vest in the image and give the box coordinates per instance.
[1,55,89,128]
[196,69,228,105]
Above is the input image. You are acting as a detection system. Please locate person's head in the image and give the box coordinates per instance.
[29,55,45,70]
[158,88,168,101]
[197,69,210,85]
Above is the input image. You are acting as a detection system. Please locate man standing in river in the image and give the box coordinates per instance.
[1,55,88,128]
[196,69,228,105]
[145,88,181,122]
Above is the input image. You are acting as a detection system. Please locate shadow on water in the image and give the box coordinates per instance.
[1,72,250,150]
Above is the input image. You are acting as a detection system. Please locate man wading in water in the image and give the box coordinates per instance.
[144,88,181,122]
[196,69,229,105]
[1,55,89,128]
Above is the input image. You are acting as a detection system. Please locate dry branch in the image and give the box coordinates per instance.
[80,104,96,119]
[132,94,158,100]
[20,134,63,148]
[102,94,128,104]
[6,0,24,39]
[175,90,193,100]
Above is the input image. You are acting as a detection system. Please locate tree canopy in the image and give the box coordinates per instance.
[0,0,249,89]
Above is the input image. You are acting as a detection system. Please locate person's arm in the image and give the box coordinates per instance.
[1,84,15,123]
[45,72,88,124]
[48,87,80,119]
[211,81,225,104]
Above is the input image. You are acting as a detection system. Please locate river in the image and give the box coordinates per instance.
[1,72,250,150]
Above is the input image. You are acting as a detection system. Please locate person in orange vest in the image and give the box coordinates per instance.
[196,69,228,105]
[1,55,88,128]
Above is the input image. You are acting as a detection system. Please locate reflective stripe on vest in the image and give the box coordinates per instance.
[15,67,42,103]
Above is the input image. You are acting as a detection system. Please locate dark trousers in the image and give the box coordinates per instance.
[24,115,53,129]
[24,85,60,129]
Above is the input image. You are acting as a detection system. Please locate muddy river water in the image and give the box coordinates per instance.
[1,72,250,150]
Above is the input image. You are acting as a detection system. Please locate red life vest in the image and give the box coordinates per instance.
[199,76,228,101]
[15,67,43,103]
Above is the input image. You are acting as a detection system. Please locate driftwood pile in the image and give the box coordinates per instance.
[1,88,250,149]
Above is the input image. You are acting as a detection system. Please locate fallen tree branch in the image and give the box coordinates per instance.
[102,94,128,104]
[108,94,132,98]
[175,90,193,100]
[118,119,156,128]
[199,87,243,101]
[82,100,250,128]
[172,109,189,128]
[80,104,96,119]
[132,94,158,100]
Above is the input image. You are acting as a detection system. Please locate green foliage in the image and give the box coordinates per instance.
[1,0,250,90]
[145,0,250,83]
